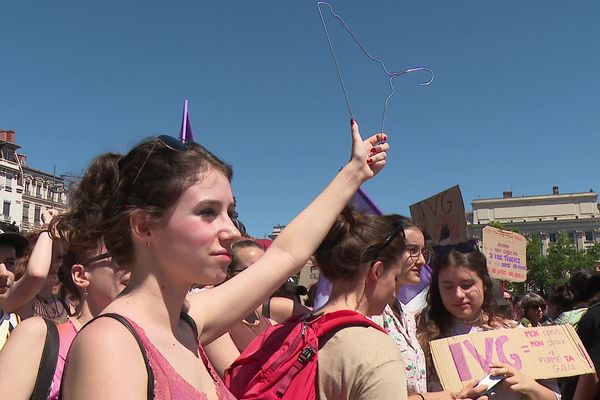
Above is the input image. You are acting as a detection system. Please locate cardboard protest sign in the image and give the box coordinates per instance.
[482,226,527,282]
[298,257,319,289]
[430,325,595,393]
[409,185,468,245]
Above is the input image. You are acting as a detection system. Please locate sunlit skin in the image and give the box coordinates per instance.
[394,227,426,288]
[229,246,265,277]
[84,249,130,310]
[371,228,426,315]
[438,265,485,321]
[150,169,241,288]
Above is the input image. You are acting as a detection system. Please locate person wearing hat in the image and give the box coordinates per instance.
[0,209,58,349]
[0,227,30,350]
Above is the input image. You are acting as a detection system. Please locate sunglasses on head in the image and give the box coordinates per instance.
[432,239,479,259]
[83,252,112,267]
[371,223,405,264]
[131,135,189,186]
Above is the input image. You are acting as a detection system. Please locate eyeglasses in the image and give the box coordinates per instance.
[131,135,188,186]
[405,244,432,264]
[83,252,112,267]
[529,304,546,311]
[371,223,405,264]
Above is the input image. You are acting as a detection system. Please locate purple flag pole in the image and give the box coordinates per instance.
[178,99,195,143]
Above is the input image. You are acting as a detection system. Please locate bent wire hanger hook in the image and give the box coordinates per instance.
[317,1,434,133]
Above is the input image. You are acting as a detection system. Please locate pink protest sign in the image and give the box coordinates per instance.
[482,226,527,282]
[430,325,595,393]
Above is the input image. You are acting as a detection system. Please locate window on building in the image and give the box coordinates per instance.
[585,231,594,242]
[34,206,41,224]
[549,233,557,243]
[4,173,12,192]
[23,202,29,222]
[25,180,30,194]
[568,232,575,241]
[36,184,41,197]
[2,201,9,219]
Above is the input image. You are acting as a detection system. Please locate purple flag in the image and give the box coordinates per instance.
[178,99,195,143]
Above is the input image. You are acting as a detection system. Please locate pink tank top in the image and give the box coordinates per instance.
[126,317,237,400]
[50,319,79,400]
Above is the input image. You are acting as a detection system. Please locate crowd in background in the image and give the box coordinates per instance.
[0,123,598,400]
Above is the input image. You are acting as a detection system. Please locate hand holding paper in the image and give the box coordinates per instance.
[488,362,556,400]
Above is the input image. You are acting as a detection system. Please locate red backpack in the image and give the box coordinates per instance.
[224,309,386,399]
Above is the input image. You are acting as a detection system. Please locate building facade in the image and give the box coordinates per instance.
[467,187,600,255]
[0,129,68,232]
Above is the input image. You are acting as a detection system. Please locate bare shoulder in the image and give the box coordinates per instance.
[11,315,49,339]
[265,297,310,323]
[62,316,149,399]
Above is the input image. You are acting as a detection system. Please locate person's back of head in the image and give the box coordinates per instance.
[569,269,597,306]
[314,206,408,282]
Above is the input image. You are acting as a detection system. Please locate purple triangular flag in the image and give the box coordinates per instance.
[178,99,195,143]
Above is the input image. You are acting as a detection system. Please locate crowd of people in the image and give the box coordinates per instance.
[0,120,598,399]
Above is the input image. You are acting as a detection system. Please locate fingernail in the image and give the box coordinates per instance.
[350,118,355,126]
[370,148,377,154]
[382,135,387,142]
[367,158,373,165]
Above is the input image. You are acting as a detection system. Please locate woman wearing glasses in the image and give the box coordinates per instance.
[370,219,470,400]
[520,293,550,327]
[61,121,389,399]
[0,153,131,399]
[417,243,561,400]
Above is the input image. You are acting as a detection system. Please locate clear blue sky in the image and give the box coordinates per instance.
[1,1,599,238]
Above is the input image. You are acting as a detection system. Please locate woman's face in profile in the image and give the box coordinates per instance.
[438,264,485,321]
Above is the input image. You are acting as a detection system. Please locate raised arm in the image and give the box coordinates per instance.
[3,209,57,312]
[190,121,389,342]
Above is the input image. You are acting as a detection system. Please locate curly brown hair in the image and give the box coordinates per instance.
[86,137,232,267]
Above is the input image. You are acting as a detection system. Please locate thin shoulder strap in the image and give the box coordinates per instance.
[30,318,59,400]
[94,314,154,400]
[262,299,271,319]
[179,312,199,338]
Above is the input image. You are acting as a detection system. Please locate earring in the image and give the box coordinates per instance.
[146,241,151,248]
[83,287,88,297]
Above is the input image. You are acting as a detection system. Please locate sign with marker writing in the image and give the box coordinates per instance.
[298,257,319,289]
[409,185,468,245]
[430,325,595,393]
[482,226,527,282]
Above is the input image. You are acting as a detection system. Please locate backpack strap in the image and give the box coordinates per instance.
[30,318,60,400]
[94,313,155,400]
[274,310,384,397]
[262,299,271,319]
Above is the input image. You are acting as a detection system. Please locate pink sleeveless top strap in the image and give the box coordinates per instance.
[125,317,237,400]
[49,319,79,400]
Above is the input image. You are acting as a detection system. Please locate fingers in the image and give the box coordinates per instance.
[364,132,388,147]
[350,118,363,144]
